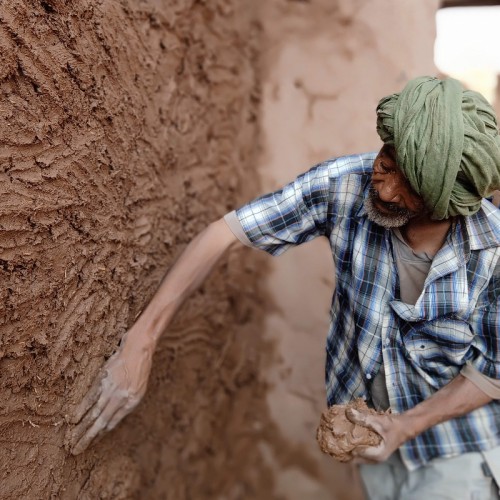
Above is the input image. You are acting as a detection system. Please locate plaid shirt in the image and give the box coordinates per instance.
[233,152,500,470]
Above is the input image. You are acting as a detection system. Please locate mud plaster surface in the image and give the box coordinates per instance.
[0,1,289,498]
[317,399,382,463]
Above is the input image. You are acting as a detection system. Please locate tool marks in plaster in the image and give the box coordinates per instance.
[0,1,281,498]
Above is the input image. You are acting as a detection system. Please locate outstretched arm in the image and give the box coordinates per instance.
[347,373,492,463]
[67,217,241,454]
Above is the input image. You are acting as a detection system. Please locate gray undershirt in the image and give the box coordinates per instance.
[371,229,434,412]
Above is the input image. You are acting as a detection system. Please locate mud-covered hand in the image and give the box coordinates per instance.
[345,408,411,464]
[344,374,494,464]
[67,341,153,455]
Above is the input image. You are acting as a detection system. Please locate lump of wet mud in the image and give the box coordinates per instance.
[316,398,382,462]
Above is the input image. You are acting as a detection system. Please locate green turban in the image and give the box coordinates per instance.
[376,76,500,219]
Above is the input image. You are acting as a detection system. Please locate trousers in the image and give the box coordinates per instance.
[359,449,500,500]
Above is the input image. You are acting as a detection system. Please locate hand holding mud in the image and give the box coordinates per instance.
[343,404,408,463]
[317,399,392,463]
[67,334,154,455]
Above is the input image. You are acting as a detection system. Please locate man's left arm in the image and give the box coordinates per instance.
[349,268,500,463]
[347,373,493,463]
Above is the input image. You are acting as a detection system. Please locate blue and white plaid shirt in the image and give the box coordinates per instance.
[231,152,500,470]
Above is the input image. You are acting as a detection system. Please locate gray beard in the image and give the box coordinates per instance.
[364,186,415,229]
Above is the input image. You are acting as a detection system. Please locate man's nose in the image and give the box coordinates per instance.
[374,181,402,204]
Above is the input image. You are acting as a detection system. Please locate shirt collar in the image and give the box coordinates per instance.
[464,199,500,250]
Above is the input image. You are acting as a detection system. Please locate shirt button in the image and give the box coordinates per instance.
[385,339,390,346]
[366,373,372,380]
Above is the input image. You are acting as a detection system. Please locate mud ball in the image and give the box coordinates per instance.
[316,398,383,462]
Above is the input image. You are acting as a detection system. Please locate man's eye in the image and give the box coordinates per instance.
[379,164,396,174]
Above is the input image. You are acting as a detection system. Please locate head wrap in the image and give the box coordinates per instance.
[376,76,500,219]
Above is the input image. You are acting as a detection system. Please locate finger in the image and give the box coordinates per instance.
[72,416,106,455]
[346,408,384,434]
[352,455,378,465]
[353,442,386,461]
[68,375,104,424]
[106,391,143,432]
[67,391,110,451]
[71,400,118,455]
[105,405,130,432]
[346,408,370,426]
[66,404,101,452]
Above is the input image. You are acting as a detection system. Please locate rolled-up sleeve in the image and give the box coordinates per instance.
[461,362,500,398]
[230,162,332,256]
[223,210,253,247]
[468,268,500,379]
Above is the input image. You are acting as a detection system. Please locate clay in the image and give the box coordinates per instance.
[316,399,383,462]
[0,0,282,498]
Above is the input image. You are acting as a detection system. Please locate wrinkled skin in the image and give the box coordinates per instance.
[346,407,408,464]
[366,144,426,229]
[66,339,153,455]
[345,374,494,464]
[316,399,383,462]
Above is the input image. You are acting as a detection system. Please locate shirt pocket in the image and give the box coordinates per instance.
[399,316,475,389]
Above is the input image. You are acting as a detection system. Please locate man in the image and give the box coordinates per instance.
[68,77,500,498]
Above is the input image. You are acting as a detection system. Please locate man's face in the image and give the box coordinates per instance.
[365,145,426,229]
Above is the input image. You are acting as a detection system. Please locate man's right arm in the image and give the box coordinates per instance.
[67,154,349,454]
[125,217,241,348]
[67,217,242,454]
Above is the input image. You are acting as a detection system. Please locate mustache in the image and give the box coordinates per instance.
[368,186,408,214]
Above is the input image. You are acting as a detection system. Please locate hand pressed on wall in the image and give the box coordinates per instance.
[65,219,240,455]
[66,336,153,455]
